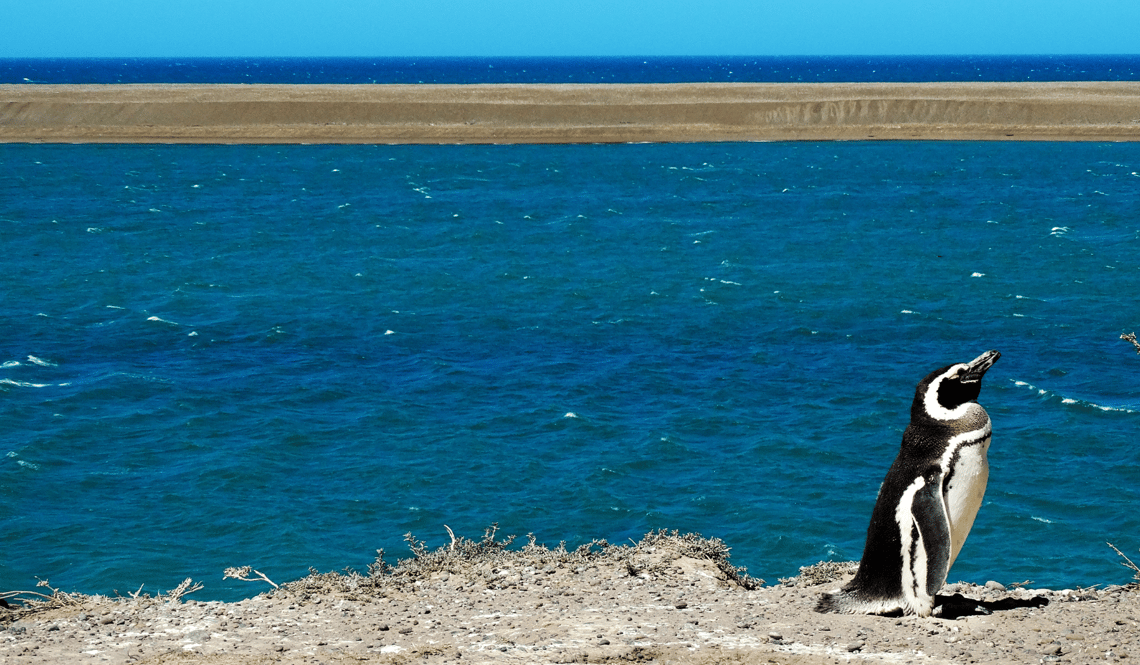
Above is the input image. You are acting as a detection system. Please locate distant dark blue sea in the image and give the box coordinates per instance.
[3,55,1140,84]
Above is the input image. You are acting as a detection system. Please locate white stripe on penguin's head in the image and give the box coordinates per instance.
[923,364,972,421]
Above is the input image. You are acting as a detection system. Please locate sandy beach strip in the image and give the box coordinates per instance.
[2,82,1140,144]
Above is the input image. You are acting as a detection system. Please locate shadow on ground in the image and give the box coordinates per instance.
[934,592,1050,619]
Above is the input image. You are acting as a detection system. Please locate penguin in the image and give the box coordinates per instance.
[816,349,1001,617]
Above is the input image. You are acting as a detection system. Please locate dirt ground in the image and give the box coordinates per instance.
[2,531,1137,664]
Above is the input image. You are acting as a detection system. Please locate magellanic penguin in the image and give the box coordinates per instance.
[817,349,1001,617]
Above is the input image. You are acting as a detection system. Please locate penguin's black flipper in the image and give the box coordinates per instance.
[908,468,952,604]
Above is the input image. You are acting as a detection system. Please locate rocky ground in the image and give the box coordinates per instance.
[2,530,1138,665]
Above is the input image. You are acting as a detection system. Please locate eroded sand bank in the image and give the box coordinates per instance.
[2,82,1140,143]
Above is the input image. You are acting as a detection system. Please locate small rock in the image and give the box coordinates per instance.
[378,624,389,631]
[599,639,610,645]
[768,631,783,641]
[674,602,688,609]
[985,581,1006,591]
[846,642,865,652]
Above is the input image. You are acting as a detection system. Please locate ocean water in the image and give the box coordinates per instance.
[2,141,1138,601]
[4,55,1140,84]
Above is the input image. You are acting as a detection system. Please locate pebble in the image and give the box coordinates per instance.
[985,581,1007,591]
[846,641,865,652]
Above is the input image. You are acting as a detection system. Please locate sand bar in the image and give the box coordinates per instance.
[2,82,1140,143]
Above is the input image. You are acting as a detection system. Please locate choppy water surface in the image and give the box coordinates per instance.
[1,142,1138,600]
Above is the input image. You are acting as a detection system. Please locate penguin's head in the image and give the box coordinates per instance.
[915,350,1001,421]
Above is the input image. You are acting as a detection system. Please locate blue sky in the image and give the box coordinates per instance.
[4,0,1139,57]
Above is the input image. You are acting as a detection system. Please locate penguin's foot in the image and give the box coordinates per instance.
[815,589,928,617]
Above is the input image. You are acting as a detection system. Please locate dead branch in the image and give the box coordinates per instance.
[223,566,279,589]
[1122,332,1140,354]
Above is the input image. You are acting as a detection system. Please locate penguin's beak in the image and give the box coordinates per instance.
[961,349,1000,383]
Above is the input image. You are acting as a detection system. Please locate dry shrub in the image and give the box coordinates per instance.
[277,525,761,600]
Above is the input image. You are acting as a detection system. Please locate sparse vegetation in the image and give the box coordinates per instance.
[0,578,85,613]
[778,560,859,587]
[1108,542,1140,585]
[223,566,280,589]
[0,574,206,626]
[278,525,761,600]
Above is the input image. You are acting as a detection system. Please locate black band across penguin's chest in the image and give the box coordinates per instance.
[938,422,991,486]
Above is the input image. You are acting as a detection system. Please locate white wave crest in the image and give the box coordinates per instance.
[1010,379,1136,413]
[26,355,56,367]
[1,379,50,388]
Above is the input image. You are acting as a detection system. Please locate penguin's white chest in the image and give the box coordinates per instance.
[942,434,990,568]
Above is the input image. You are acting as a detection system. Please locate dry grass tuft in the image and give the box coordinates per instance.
[278,526,761,601]
[778,560,859,587]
